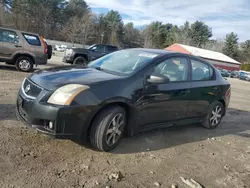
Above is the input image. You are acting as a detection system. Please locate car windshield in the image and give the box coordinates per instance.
[88,49,160,75]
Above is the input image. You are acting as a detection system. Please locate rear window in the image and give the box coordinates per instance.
[191,59,214,81]
[22,33,41,46]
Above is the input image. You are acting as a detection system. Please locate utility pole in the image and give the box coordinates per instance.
[101,32,104,44]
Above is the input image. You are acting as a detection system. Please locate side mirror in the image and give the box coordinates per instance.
[147,75,170,84]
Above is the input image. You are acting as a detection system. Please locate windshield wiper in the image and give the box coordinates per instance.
[92,66,123,76]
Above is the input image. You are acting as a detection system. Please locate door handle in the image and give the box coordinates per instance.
[15,45,22,48]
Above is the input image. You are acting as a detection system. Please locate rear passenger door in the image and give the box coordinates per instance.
[22,33,44,58]
[89,44,106,60]
[0,29,21,60]
[186,58,220,118]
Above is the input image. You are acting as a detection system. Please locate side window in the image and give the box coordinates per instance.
[191,59,213,81]
[106,46,118,53]
[0,29,19,43]
[153,57,189,82]
[22,33,41,46]
[92,45,105,52]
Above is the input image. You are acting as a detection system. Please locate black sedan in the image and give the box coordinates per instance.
[16,49,231,151]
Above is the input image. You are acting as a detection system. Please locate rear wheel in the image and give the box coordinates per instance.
[73,56,87,66]
[15,56,34,72]
[90,106,126,152]
[47,45,52,59]
[202,101,224,129]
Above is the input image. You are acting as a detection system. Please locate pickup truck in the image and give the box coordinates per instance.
[63,44,119,65]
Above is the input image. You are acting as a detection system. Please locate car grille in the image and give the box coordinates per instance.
[22,78,42,98]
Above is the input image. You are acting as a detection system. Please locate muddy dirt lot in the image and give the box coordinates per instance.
[0,63,249,188]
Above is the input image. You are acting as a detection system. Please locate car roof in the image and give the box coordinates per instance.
[95,44,118,47]
[0,27,40,36]
[126,48,222,70]
[128,48,175,55]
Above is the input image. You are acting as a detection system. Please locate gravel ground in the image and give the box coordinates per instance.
[0,61,249,188]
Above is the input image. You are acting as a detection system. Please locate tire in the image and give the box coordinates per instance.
[90,106,126,152]
[73,56,87,66]
[15,56,34,72]
[202,101,224,129]
[47,45,52,59]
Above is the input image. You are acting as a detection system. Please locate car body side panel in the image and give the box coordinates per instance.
[186,80,222,118]
[71,77,144,135]
[0,41,23,60]
[187,66,230,118]
[138,82,191,127]
[89,50,107,61]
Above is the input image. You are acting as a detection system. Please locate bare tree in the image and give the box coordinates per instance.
[204,39,224,52]
[63,12,95,45]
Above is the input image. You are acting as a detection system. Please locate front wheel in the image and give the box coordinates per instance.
[73,56,87,66]
[202,101,224,129]
[15,56,34,72]
[90,106,126,152]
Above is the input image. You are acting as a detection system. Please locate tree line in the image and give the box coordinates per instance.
[1,0,250,66]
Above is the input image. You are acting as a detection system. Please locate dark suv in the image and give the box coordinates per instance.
[0,27,51,72]
[63,44,119,65]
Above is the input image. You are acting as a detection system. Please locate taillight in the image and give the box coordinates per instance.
[225,87,231,98]
[40,36,47,54]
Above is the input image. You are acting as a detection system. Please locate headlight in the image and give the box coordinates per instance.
[65,49,73,56]
[47,84,89,105]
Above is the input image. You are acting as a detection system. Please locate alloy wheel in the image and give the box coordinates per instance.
[19,60,31,71]
[210,105,222,126]
[106,113,124,146]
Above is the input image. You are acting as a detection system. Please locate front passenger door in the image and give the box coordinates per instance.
[139,57,191,128]
[89,44,106,60]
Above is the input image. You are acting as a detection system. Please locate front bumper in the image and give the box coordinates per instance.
[16,89,97,139]
[62,55,74,64]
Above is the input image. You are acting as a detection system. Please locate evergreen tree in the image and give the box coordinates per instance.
[223,32,239,60]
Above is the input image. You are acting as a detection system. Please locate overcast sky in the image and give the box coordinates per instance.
[85,0,250,41]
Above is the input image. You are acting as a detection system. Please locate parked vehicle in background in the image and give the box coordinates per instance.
[55,46,64,52]
[63,44,119,65]
[230,71,239,78]
[16,48,231,151]
[0,27,50,72]
[239,70,250,81]
[218,68,231,77]
[55,45,67,52]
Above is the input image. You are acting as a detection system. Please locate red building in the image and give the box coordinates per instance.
[166,43,241,71]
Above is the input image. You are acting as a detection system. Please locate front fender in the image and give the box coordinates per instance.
[73,91,140,136]
[73,51,90,61]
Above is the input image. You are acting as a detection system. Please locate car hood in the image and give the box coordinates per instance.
[28,66,122,90]
[72,48,89,53]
